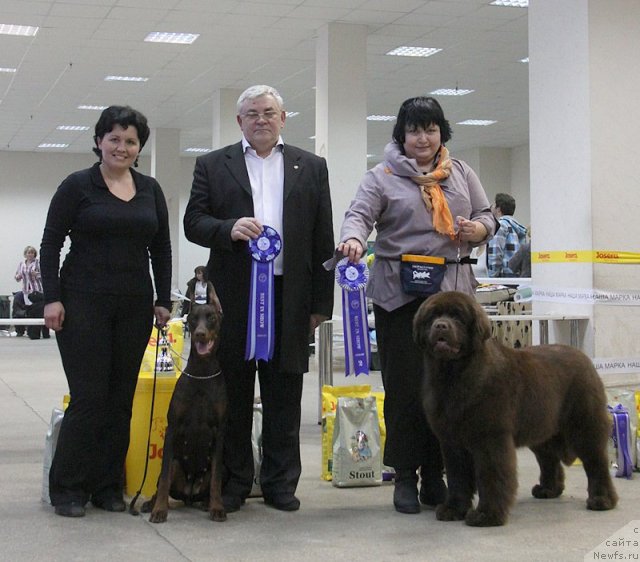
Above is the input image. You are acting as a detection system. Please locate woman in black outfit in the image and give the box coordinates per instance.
[40,106,172,518]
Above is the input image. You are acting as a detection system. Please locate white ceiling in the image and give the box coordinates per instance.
[0,0,529,160]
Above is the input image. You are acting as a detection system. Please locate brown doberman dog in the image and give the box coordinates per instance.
[142,304,228,522]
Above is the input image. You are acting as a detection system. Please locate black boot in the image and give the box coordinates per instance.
[419,466,447,507]
[393,468,420,514]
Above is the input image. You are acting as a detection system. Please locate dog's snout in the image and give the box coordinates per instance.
[192,323,207,338]
[433,319,449,332]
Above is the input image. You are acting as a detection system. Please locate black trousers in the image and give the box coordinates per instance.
[49,291,153,506]
[12,292,26,336]
[374,298,443,473]
[221,277,304,500]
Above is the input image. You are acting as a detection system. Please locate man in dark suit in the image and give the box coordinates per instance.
[183,85,335,512]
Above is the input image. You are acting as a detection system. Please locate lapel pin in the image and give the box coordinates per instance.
[294,165,299,170]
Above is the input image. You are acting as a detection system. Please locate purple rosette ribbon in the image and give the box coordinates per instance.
[245,225,281,361]
[608,404,633,479]
[336,258,370,376]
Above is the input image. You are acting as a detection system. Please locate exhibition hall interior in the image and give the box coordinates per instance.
[1,1,639,561]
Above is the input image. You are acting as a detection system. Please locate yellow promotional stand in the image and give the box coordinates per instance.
[125,320,184,498]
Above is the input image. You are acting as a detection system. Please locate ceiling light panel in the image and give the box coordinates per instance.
[104,76,148,82]
[57,125,90,131]
[386,46,442,58]
[184,147,211,153]
[367,115,396,121]
[77,105,108,110]
[0,24,39,36]
[490,0,528,7]
[38,143,69,148]
[457,119,497,126]
[430,88,474,96]
[144,32,200,44]
[0,67,17,73]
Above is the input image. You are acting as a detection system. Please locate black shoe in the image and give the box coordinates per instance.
[393,469,420,514]
[419,477,447,507]
[91,497,126,512]
[54,502,85,518]
[263,494,300,512]
[222,495,245,513]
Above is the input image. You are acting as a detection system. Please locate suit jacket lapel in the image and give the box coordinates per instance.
[283,146,303,202]
[224,142,252,196]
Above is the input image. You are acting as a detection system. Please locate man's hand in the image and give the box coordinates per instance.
[309,313,329,336]
[231,217,263,242]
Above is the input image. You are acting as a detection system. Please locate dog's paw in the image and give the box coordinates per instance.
[531,483,563,499]
[435,503,467,521]
[587,494,617,511]
[149,509,168,523]
[209,509,227,522]
[465,508,506,527]
[140,500,153,513]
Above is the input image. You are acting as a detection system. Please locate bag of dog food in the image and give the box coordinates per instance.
[332,396,382,487]
[606,388,638,471]
[42,407,64,504]
[636,391,640,471]
[608,404,633,479]
[321,385,372,481]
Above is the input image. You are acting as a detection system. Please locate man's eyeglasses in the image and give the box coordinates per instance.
[241,110,280,122]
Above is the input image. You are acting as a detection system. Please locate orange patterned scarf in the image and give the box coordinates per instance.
[410,146,456,239]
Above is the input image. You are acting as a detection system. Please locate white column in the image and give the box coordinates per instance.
[213,88,242,149]
[316,22,368,241]
[529,0,640,385]
[150,128,181,297]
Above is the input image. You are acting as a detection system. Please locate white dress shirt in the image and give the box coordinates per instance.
[242,135,285,274]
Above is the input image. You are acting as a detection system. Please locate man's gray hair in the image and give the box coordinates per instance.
[236,85,284,113]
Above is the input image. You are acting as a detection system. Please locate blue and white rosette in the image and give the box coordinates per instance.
[336,258,370,376]
[245,225,282,361]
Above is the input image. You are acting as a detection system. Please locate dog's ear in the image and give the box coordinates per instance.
[413,300,431,349]
[472,299,492,344]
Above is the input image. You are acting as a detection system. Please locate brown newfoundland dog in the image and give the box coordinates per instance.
[413,291,617,527]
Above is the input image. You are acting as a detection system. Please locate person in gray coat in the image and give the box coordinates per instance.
[338,96,496,515]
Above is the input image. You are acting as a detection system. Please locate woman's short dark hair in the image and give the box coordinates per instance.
[194,265,208,280]
[92,105,150,159]
[392,96,452,149]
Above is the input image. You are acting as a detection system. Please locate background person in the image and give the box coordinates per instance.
[15,245,43,303]
[14,245,48,339]
[338,96,496,515]
[13,245,42,337]
[184,84,334,513]
[182,265,221,316]
[487,193,527,277]
[40,105,172,518]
